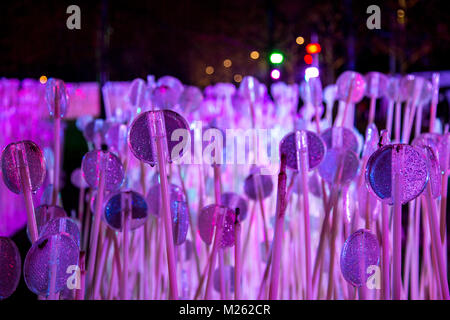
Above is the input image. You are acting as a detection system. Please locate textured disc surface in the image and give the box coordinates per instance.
[336,71,366,103]
[81,150,124,192]
[0,237,21,300]
[40,217,81,249]
[340,229,380,287]
[1,140,46,194]
[318,148,359,185]
[365,144,428,204]
[24,234,79,296]
[146,183,186,217]
[279,130,326,171]
[128,110,190,165]
[104,191,148,231]
[45,78,68,118]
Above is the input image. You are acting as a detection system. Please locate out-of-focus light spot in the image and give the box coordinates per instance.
[296,36,304,45]
[270,69,281,80]
[304,54,313,65]
[397,9,405,18]
[137,107,142,114]
[306,43,321,54]
[223,59,232,68]
[269,52,284,64]
[206,66,214,75]
[250,51,260,60]
[234,74,243,83]
[39,75,47,84]
[305,67,319,81]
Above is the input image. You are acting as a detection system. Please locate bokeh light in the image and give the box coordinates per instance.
[250,51,260,60]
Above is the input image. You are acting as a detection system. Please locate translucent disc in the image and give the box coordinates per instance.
[104,191,148,231]
[34,205,67,235]
[198,204,235,248]
[45,78,68,118]
[0,237,21,300]
[279,130,326,171]
[364,72,388,98]
[318,148,359,185]
[336,71,366,103]
[128,110,190,165]
[40,217,81,249]
[340,229,380,287]
[243,170,273,200]
[70,168,88,189]
[365,144,429,205]
[24,234,79,296]
[220,192,248,221]
[146,183,186,218]
[1,140,46,194]
[81,150,124,192]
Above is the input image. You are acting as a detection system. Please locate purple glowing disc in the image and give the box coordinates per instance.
[320,127,359,154]
[75,115,93,132]
[45,78,68,118]
[1,140,46,194]
[128,110,190,166]
[213,265,235,293]
[146,183,186,217]
[198,204,235,248]
[24,234,79,296]
[40,217,81,249]
[104,191,148,231]
[81,150,124,192]
[386,76,404,102]
[70,168,88,189]
[220,192,248,221]
[421,146,441,199]
[156,75,184,99]
[365,144,429,205]
[243,170,273,200]
[336,71,366,103]
[318,148,359,185]
[300,78,323,106]
[0,237,21,300]
[146,183,189,245]
[340,229,380,287]
[178,86,203,113]
[400,75,431,105]
[83,119,107,144]
[279,130,326,171]
[239,76,261,103]
[364,72,388,98]
[35,205,67,235]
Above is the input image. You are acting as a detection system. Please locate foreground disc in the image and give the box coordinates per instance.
[24,234,79,296]
[365,144,428,204]
[40,217,81,249]
[243,169,273,200]
[318,148,359,185]
[279,130,326,171]
[340,229,380,287]
[198,204,235,248]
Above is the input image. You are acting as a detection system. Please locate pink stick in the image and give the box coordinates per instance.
[155,136,178,299]
[76,252,86,300]
[392,148,403,300]
[394,101,402,142]
[121,194,130,300]
[297,131,312,299]
[52,116,61,206]
[424,185,450,299]
[268,155,287,300]
[428,73,440,133]
[17,149,38,243]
